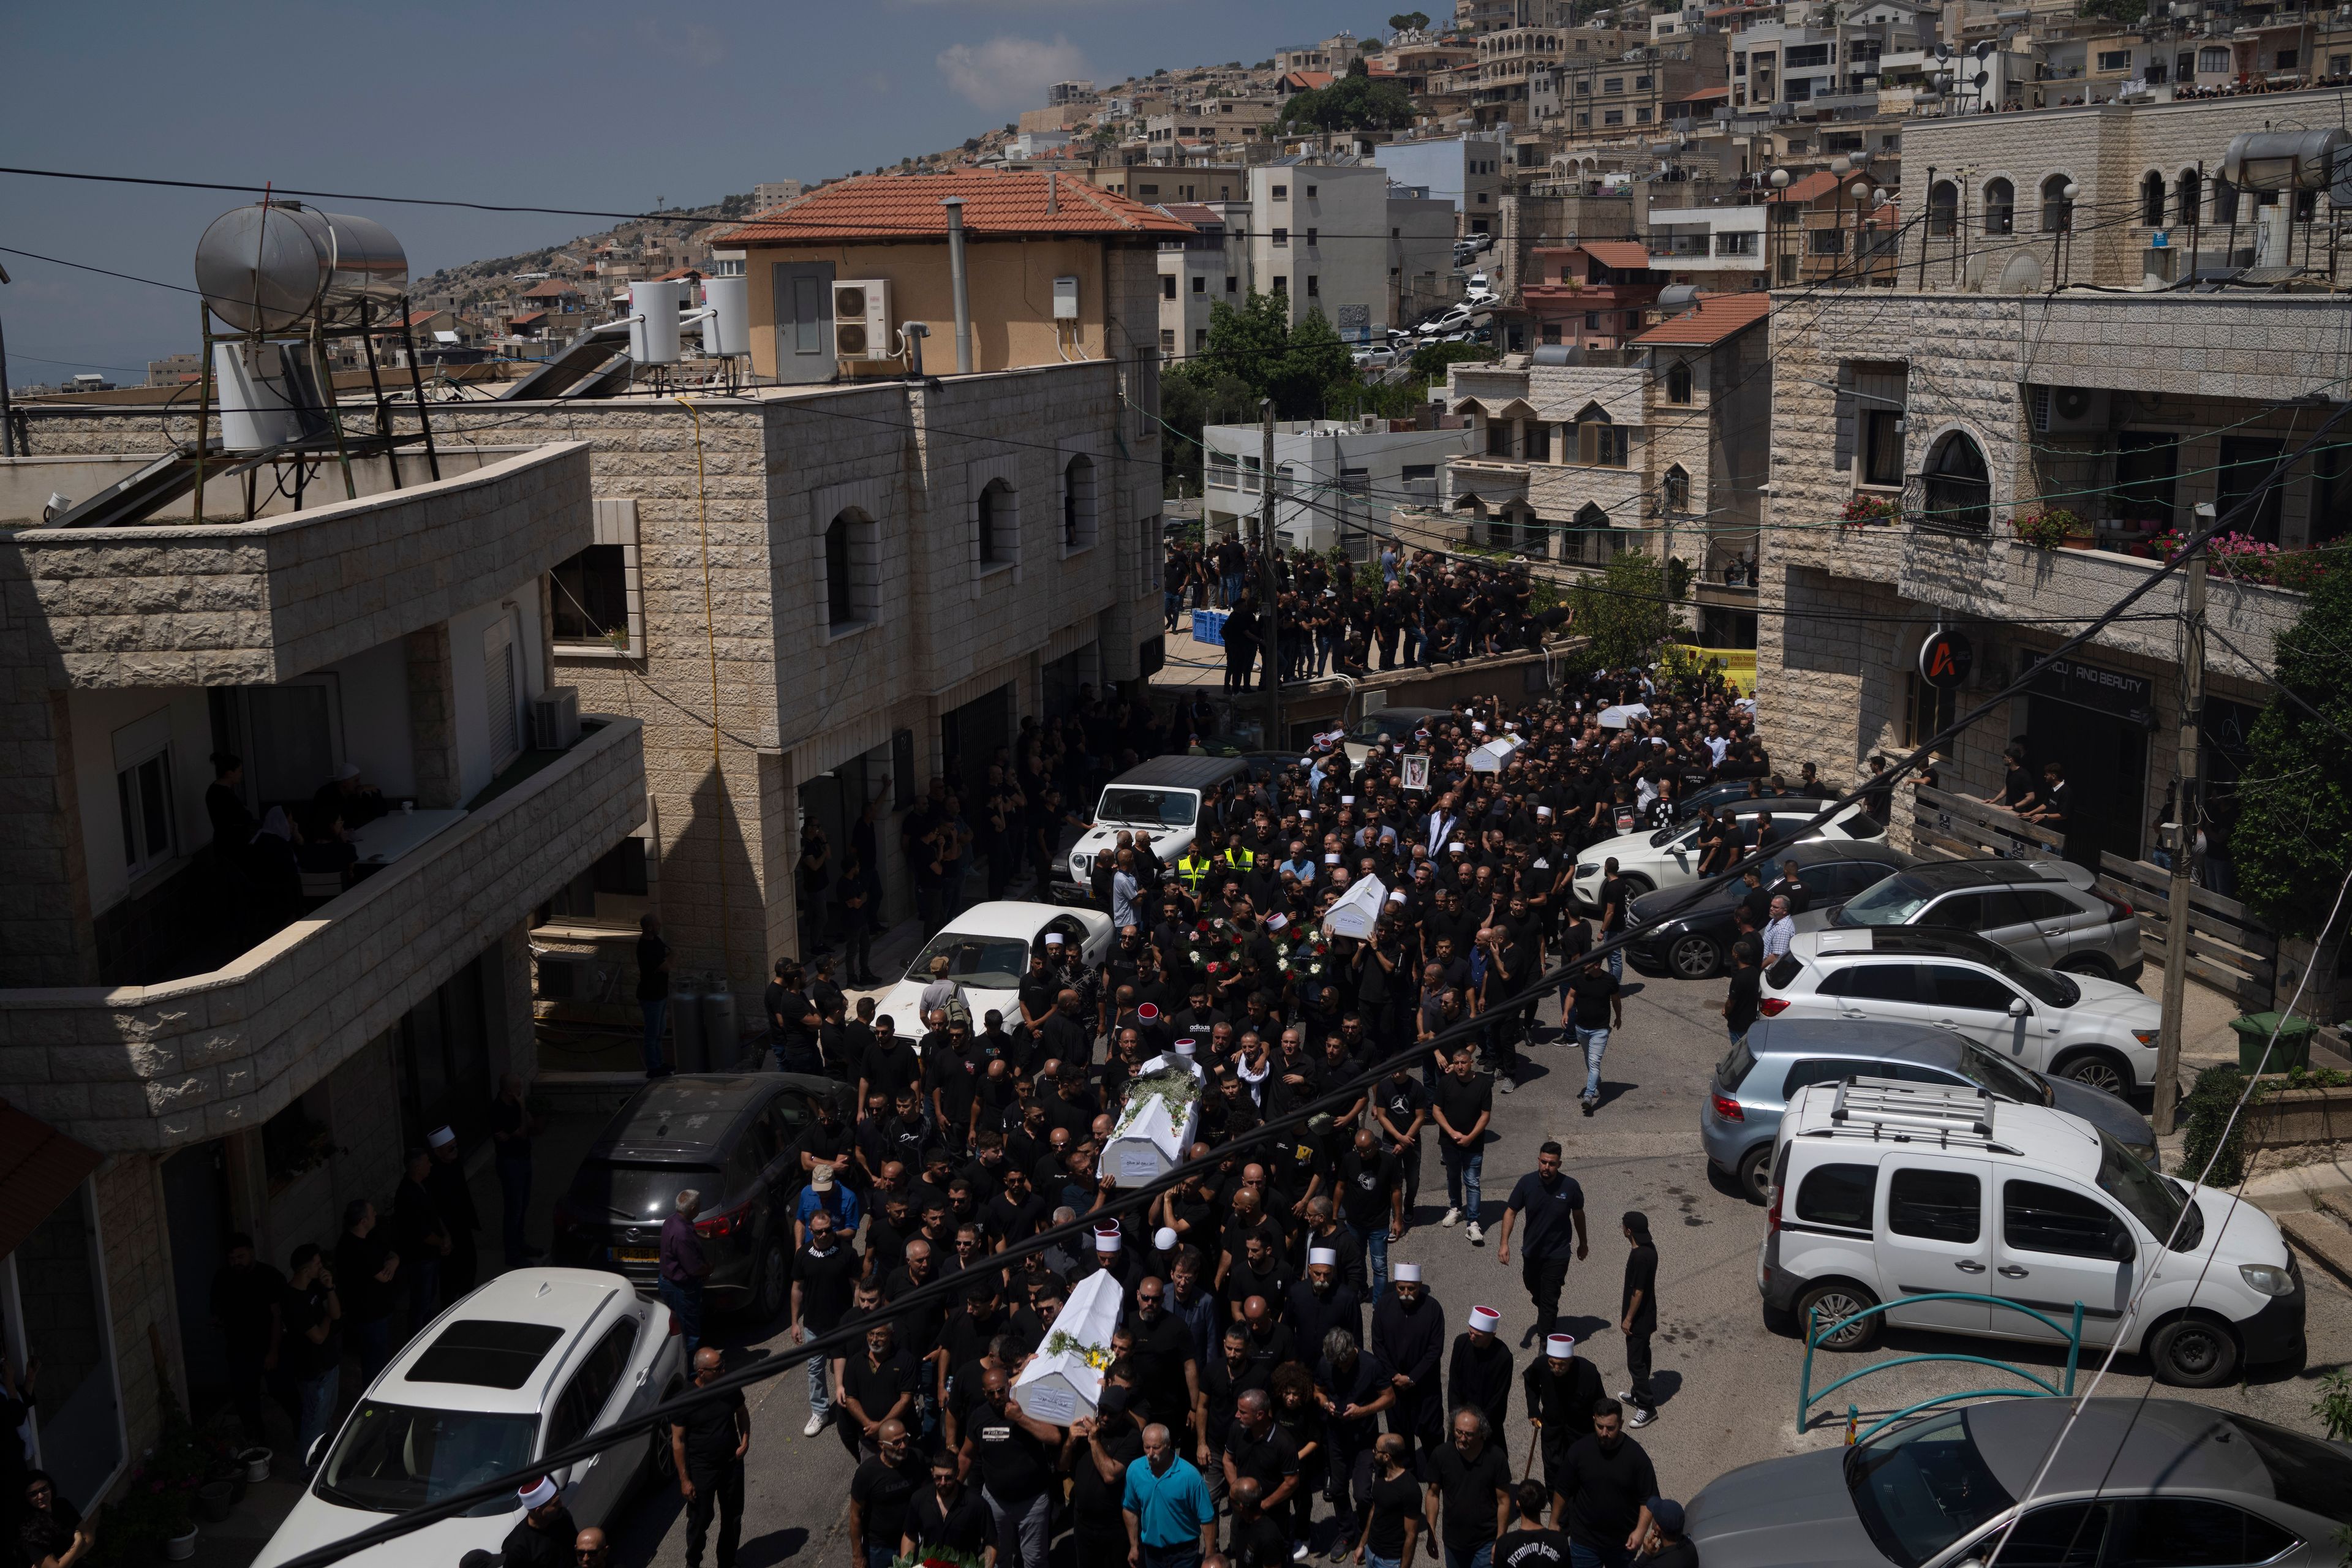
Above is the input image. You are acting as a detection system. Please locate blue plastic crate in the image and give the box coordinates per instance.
[1191,608,1229,646]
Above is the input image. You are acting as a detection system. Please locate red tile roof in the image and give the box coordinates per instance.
[520,279,582,299]
[508,310,547,327]
[1579,241,1657,271]
[1158,202,1227,227]
[1675,85,1732,101]
[1631,290,1773,345]
[1777,170,1874,205]
[713,171,1195,244]
[0,1099,100,1262]
[1282,70,1337,90]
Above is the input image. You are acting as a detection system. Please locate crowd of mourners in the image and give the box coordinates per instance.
[761,665,1773,1568]
[1162,540,1575,691]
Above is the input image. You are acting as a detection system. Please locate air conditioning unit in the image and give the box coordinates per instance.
[529,686,581,751]
[2027,384,2109,434]
[832,279,894,359]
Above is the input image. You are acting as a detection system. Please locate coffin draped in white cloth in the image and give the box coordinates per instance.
[1102,1055,1202,1184]
[1321,873,1389,941]
[1469,734,1525,772]
[1009,1267,1125,1423]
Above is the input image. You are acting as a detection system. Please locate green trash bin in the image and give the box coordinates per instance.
[2228,1011,2317,1074]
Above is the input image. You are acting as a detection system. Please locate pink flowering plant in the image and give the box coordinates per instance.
[1839,493,1901,528]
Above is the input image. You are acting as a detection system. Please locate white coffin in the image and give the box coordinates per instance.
[1321,873,1389,941]
[1102,1055,1203,1183]
[1011,1267,1125,1424]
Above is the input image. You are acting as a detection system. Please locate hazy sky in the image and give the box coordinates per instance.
[2,0,1382,384]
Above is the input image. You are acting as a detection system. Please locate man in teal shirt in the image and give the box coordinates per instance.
[1123,1422,1217,1568]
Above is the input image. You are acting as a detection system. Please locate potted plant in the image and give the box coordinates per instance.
[2009,507,2083,549]
[1839,493,1899,529]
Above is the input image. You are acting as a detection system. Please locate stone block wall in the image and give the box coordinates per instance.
[2,443,591,688]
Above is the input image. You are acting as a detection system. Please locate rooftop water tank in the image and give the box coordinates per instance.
[2224,128,2348,192]
[194,202,407,334]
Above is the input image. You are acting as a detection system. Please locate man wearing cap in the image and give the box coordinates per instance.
[1370,1263,1445,1458]
[1446,1308,1514,1463]
[1521,1336,1602,1527]
[1634,1499,1695,1568]
[1495,1143,1588,1346]
[500,1476,578,1568]
[670,1346,750,1568]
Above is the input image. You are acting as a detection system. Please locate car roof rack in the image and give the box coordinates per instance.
[1803,1076,2020,1154]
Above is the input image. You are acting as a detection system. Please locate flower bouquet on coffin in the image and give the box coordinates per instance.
[1011,1266,1125,1423]
[1104,1054,1205,1183]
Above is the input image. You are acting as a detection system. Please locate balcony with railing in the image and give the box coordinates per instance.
[0,715,646,1152]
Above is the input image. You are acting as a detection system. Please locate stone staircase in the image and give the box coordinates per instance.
[2279,1189,2352,1287]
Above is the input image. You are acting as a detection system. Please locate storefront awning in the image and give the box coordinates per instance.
[0,1100,102,1260]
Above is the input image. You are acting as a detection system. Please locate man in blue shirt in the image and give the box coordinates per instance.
[794,1164,861,1251]
[1493,1142,1588,1346]
[1122,1422,1216,1568]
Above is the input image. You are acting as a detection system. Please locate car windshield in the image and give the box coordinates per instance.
[2096,1129,2198,1249]
[1649,821,1701,849]
[569,1161,723,1224]
[1095,788,1197,828]
[1836,873,1940,927]
[315,1402,540,1517]
[902,933,1036,990]
[1846,1408,2016,1568]
[2231,1414,2352,1526]
[1959,1044,2051,1106]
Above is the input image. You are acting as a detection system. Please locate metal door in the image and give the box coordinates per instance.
[772,262,836,385]
[1877,1156,1994,1332]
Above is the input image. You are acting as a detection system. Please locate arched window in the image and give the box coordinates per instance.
[1569,501,1614,564]
[2140,171,2166,227]
[1574,402,1627,466]
[1922,432,1992,534]
[2175,168,2201,225]
[2040,174,2075,233]
[1665,360,1693,404]
[1061,453,1097,551]
[1662,464,1691,513]
[976,478,1012,567]
[824,511,854,626]
[2213,175,2240,225]
[1983,178,2015,236]
[1928,180,1959,237]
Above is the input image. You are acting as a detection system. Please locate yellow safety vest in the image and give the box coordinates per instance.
[1220,846,1256,873]
[1177,853,1215,892]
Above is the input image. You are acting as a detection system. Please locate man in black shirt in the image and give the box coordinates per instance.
[1426,1407,1511,1568]
[838,1319,920,1464]
[1357,1433,1425,1568]
[1722,937,1762,1047]
[1125,1278,1202,1438]
[1563,960,1622,1118]
[1431,1049,1492,1240]
[502,1477,578,1568]
[1618,1214,1659,1429]
[1495,1143,1588,1343]
[670,1347,750,1568]
[1222,1388,1302,1530]
[985,1166,1049,1248]
[861,1025,924,1123]
[331,1198,399,1382]
[1068,1378,1148,1567]
[1335,1129,1406,1295]
[959,1367,1063,1568]
[1558,1403,1657,1564]
[791,1211,861,1438]
[907,1451,992,1556]
[1374,1068,1430,1215]
[1225,1477,1292,1568]
[851,1419,926,1568]
[1496,1481,1570,1568]
[1635,1498,1698,1568]
[1522,1335,1605,1526]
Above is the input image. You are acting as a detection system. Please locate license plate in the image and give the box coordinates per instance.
[616,1248,658,1264]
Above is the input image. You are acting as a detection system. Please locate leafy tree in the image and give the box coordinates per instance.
[1409,341,1499,383]
[1564,552,1684,671]
[1281,74,1416,130]
[1159,364,1257,491]
[2228,560,2352,939]
[1196,292,1294,391]
[1270,308,1352,415]
[2078,0,2146,20]
[1347,53,1370,77]
[1388,10,1431,29]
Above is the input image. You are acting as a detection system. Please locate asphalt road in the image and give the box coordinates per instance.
[598,966,2352,1568]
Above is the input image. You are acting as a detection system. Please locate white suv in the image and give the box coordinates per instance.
[255,1269,685,1568]
[1764,927,2160,1095]
[1758,1077,2304,1387]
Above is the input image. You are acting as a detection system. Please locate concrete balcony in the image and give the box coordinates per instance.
[1774,524,2306,684]
[0,715,645,1152]
[2,443,590,688]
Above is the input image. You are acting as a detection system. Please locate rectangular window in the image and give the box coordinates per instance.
[551,544,628,646]
[1305,184,1317,198]
[2097,50,2131,70]
[1226,275,1238,293]
[1578,423,1630,466]
[1271,184,1288,198]
[1159,328,1175,353]
[1161,275,1177,300]
[1191,276,1206,295]
[1888,1168,1980,1243]
[1271,276,1287,295]
[1193,328,1208,352]
[1604,108,1624,124]
[1272,227,1289,246]
[1604,76,1624,92]
[1794,1163,1875,1230]
[1716,231,1757,256]
[1785,43,1831,67]
[1904,672,1958,756]
[1526,423,1551,461]
[1861,409,1903,487]
[1636,74,1654,88]
[1636,106,1653,122]
[1488,421,1514,458]
[116,746,175,880]
[1306,227,1318,247]
[2112,431,2179,524]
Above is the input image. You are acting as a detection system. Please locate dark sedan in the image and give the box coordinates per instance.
[551,1072,850,1320]
[1624,839,1917,979]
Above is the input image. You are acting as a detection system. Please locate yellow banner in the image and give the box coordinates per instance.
[1671,645,1757,694]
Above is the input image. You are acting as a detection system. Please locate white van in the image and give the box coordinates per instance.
[1053,754,1254,904]
[1757,1078,2304,1387]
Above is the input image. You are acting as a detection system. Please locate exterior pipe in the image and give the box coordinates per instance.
[943,197,973,374]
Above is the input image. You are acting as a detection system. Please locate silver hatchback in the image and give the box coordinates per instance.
[1790,857,2143,981]
[1700,1016,2156,1202]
